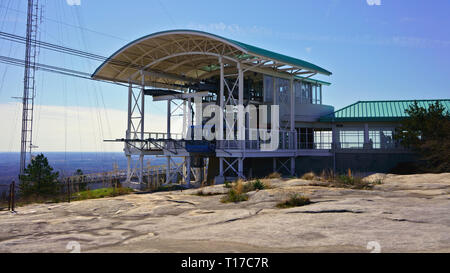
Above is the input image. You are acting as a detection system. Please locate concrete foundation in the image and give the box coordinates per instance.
[295,151,417,175]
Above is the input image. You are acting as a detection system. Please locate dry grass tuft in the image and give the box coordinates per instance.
[195,190,223,196]
[306,169,379,190]
[301,172,317,180]
[266,172,281,179]
[276,194,311,208]
[221,179,248,203]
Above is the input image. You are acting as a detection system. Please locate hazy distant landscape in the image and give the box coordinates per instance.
[0,152,176,187]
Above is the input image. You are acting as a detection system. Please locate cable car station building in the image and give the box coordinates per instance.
[92,30,449,187]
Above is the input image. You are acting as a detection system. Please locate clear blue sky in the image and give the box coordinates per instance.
[0,0,449,152]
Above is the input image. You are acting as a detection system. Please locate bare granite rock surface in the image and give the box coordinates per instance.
[0,173,449,253]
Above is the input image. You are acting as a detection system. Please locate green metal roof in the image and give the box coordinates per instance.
[227,37,332,76]
[295,75,331,86]
[320,99,450,122]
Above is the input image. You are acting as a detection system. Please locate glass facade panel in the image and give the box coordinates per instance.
[298,128,314,149]
[263,75,273,103]
[314,129,332,149]
[339,130,364,148]
[301,82,312,103]
[294,81,302,104]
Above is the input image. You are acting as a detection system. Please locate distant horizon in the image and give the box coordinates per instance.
[0,151,125,153]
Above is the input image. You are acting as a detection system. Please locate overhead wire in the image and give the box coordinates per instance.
[0,3,127,42]
[0,2,171,159]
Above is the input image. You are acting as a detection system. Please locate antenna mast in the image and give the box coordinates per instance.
[19,0,41,175]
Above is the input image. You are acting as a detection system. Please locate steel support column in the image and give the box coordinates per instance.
[219,57,224,141]
[139,73,145,184]
[125,77,145,185]
[185,156,191,188]
[219,157,224,177]
[290,157,295,176]
[290,77,294,131]
[238,158,244,179]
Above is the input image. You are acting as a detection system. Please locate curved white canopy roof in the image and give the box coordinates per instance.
[92,30,332,87]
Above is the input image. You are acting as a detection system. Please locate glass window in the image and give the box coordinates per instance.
[339,130,364,148]
[314,129,332,149]
[276,78,290,105]
[263,75,273,103]
[294,81,302,104]
[301,82,312,104]
[298,128,314,149]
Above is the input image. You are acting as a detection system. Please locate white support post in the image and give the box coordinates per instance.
[273,77,277,106]
[237,62,244,146]
[166,99,172,183]
[166,156,171,183]
[290,77,294,131]
[364,123,371,149]
[219,57,224,141]
[140,74,145,144]
[332,124,340,150]
[139,154,144,185]
[320,85,322,105]
[186,156,191,188]
[315,84,318,104]
[238,158,244,179]
[126,82,132,183]
[194,96,202,140]
[139,73,145,185]
[187,97,192,140]
[167,99,171,138]
[219,157,224,177]
[126,82,132,140]
[126,155,131,182]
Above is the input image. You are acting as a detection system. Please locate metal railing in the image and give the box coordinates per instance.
[0,182,16,212]
[216,130,297,151]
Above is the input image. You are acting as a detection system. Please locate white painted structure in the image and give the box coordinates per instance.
[93,30,336,186]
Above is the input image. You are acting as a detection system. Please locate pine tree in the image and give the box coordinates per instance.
[19,154,60,197]
[394,101,450,172]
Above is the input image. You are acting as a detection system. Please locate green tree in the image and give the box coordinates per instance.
[74,169,87,191]
[19,154,60,197]
[394,101,450,172]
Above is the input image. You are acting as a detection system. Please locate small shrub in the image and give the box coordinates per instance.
[261,179,272,189]
[276,194,311,208]
[319,169,335,182]
[372,179,384,185]
[251,179,266,190]
[266,172,281,179]
[224,181,232,188]
[153,184,185,192]
[221,189,249,203]
[221,180,248,203]
[301,172,317,180]
[234,179,245,193]
[334,174,373,190]
[195,190,222,196]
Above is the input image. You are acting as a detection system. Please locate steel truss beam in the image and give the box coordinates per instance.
[219,157,245,180]
[273,157,296,176]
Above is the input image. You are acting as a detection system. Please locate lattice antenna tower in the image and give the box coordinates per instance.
[19,0,42,175]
